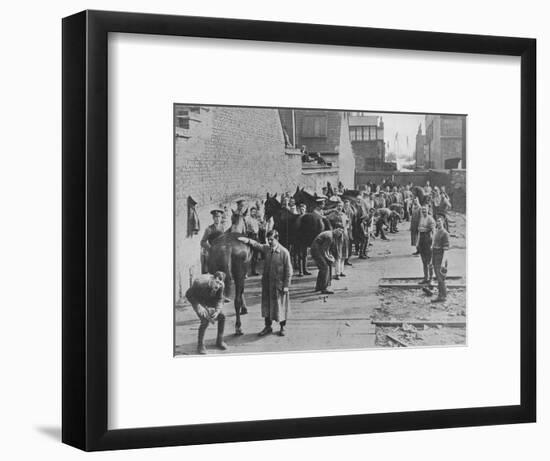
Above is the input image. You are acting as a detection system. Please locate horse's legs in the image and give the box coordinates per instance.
[233,270,246,336]
[301,246,311,275]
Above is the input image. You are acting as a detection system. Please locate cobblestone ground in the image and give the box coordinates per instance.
[175,211,467,355]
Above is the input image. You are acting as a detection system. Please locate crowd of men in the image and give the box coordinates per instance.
[186,180,452,354]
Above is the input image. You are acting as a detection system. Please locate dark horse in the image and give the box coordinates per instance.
[411,186,428,205]
[264,193,330,276]
[206,211,250,336]
[293,187,320,212]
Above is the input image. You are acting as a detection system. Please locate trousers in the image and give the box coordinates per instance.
[432,249,447,299]
[418,232,433,280]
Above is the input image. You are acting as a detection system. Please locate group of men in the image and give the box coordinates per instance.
[187,181,452,353]
[187,227,292,354]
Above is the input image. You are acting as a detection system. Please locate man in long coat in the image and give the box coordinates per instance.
[238,230,293,337]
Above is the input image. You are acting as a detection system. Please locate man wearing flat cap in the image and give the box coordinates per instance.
[200,209,225,274]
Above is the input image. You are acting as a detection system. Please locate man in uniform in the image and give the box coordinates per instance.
[235,198,248,216]
[417,205,436,284]
[298,203,307,215]
[374,207,392,241]
[325,197,349,278]
[431,215,450,302]
[403,184,413,221]
[245,206,261,276]
[200,209,225,273]
[185,271,228,355]
[238,230,293,337]
[342,198,354,265]
[358,208,375,259]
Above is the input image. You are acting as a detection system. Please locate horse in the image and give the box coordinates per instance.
[227,209,247,234]
[207,232,252,336]
[264,193,330,276]
[293,187,319,212]
[411,186,428,206]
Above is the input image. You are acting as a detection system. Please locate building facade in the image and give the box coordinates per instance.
[425,114,467,169]
[348,114,389,171]
[279,109,356,189]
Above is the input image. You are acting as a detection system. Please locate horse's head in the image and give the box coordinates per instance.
[293,187,316,211]
[264,192,281,221]
[229,209,247,234]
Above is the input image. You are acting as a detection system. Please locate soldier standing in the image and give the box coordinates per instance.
[325,197,349,278]
[200,209,225,273]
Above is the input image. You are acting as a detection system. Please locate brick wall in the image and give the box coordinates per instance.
[175,106,302,302]
[300,166,339,194]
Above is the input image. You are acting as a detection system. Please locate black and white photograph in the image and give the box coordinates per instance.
[174,105,467,356]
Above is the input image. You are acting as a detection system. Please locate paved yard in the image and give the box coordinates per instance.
[175,211,467,356]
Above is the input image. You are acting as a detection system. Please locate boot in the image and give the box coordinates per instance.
[215,316,228,350]
[419,264,430,284]
[197,323,208,355]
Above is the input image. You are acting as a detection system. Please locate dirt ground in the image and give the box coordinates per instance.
[175,210,467,355]
[373,210,467,348]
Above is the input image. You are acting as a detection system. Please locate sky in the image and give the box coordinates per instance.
[370,112,426,163]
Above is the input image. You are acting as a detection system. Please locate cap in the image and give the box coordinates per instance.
[210,209,224,216]
[329,196,342,203]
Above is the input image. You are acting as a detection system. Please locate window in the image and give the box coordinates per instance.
[302,115,327,137]
[176,116,189,129]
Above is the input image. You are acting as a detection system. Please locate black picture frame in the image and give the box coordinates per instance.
[62,10,536,451]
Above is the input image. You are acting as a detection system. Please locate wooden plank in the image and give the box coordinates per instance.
[386,333,409,347]
[378,283,466,289]
[372,320,466,327]
[380,276,463,281]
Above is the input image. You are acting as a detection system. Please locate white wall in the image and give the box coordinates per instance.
[0,0,547,459]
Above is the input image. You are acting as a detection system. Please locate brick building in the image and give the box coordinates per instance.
[279,109,355,189]
[425,115,467,169]
[348,114,388,171]
[175,105,303,302]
